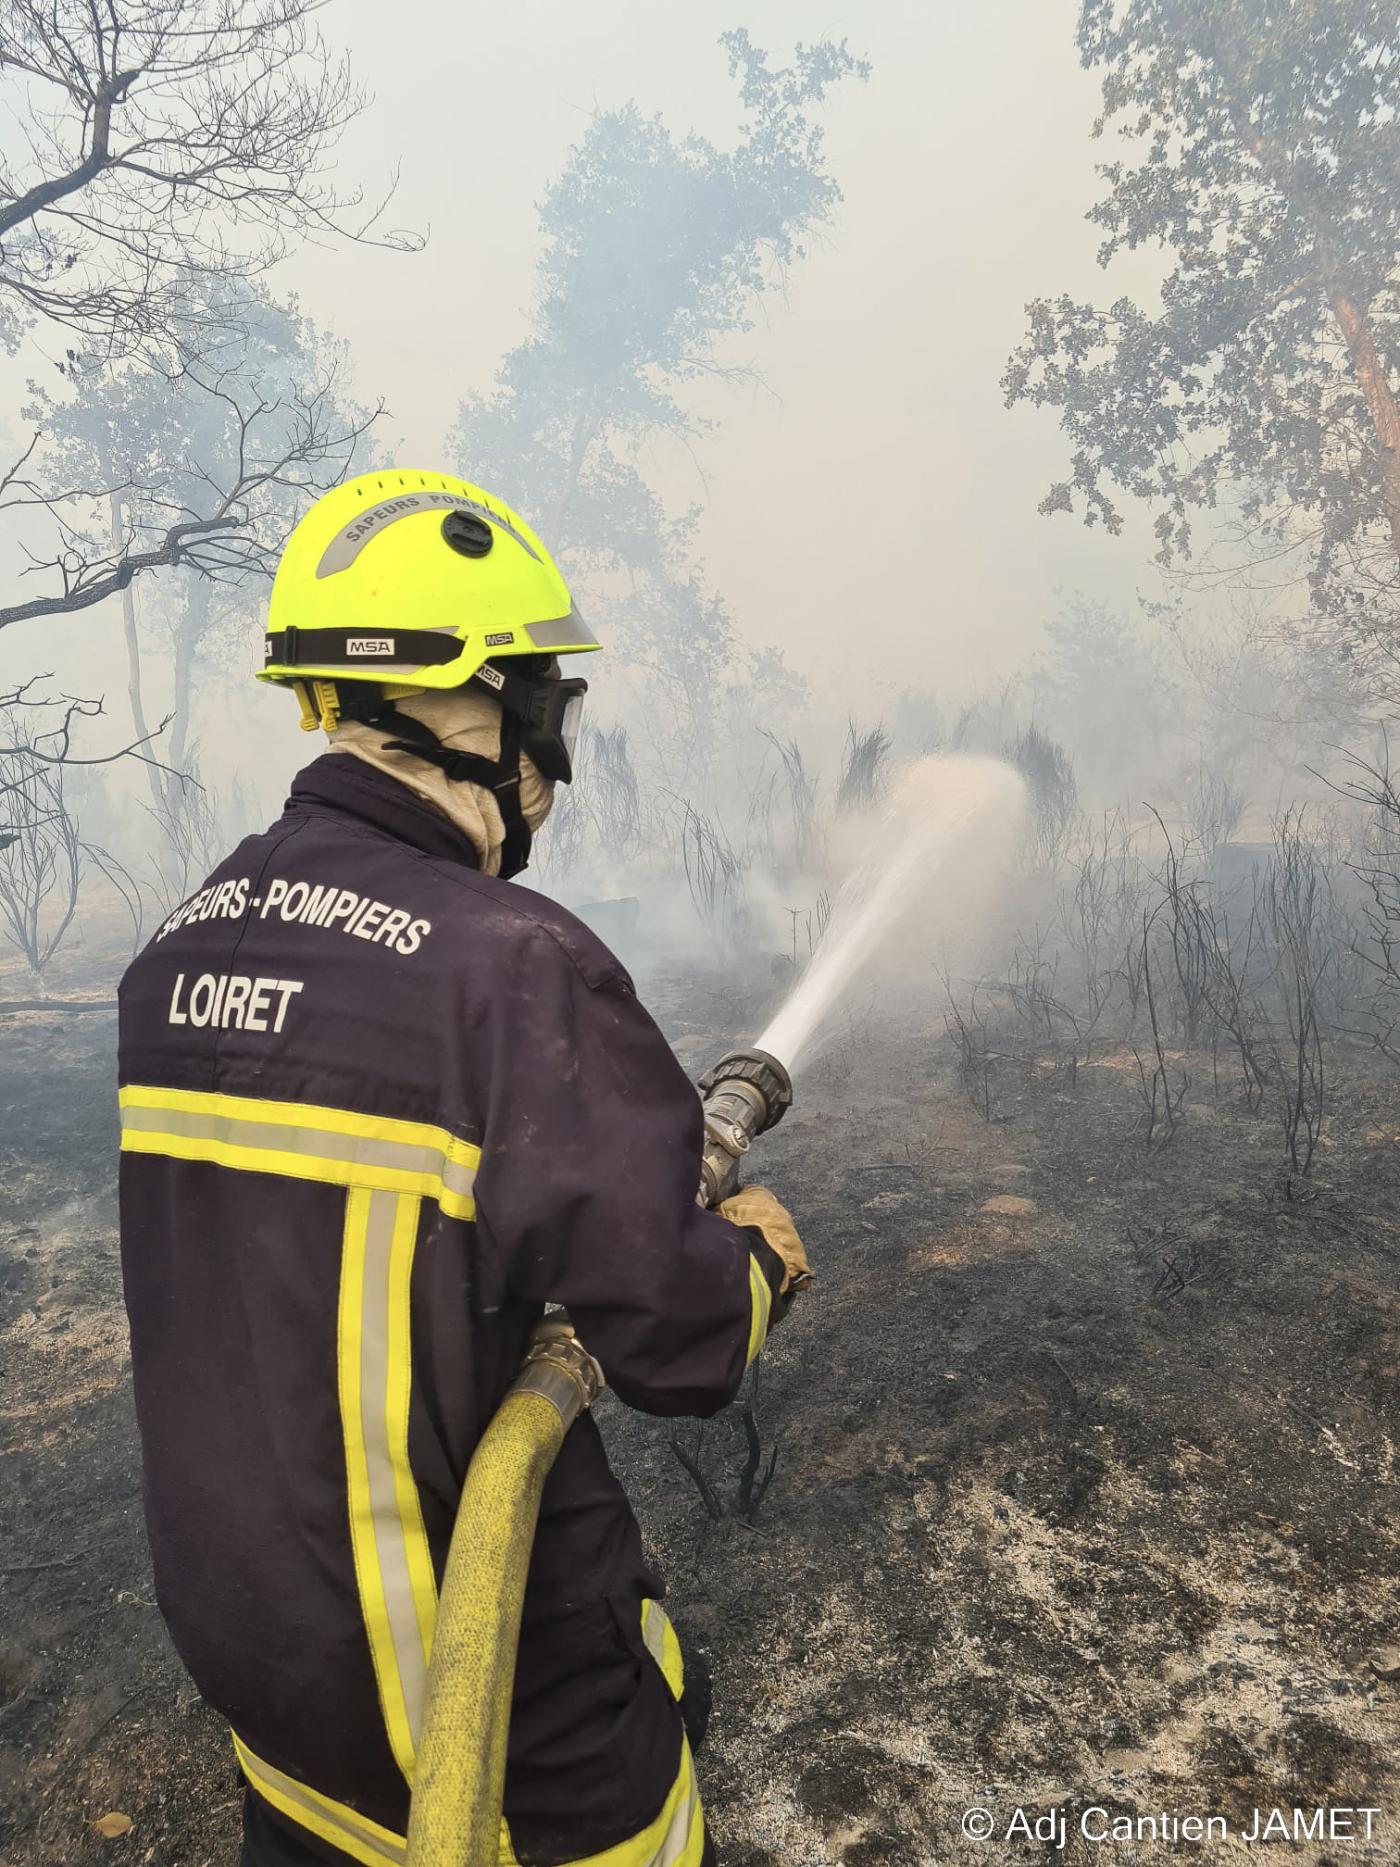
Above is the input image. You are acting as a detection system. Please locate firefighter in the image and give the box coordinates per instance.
[117,470,810,1867]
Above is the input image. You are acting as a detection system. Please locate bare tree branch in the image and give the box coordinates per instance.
[0,513,240,625]
[0,679,179,796]
[1,363,382,629]
[0,0,422,356]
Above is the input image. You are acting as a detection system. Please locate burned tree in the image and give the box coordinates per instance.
[1336,737,1400,1061]
[1264,814,1331,1183]
[6,298,377,635]
[0,732,81,980]
[759,732,821,874]
[836,722,892,816]
[1007,724,1078,869]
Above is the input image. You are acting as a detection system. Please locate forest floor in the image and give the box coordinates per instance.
[2,940,1398,1866]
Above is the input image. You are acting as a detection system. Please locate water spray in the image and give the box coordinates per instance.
[757,755,1027,1075]
[687,759,1027,1218]
[695,760,1025,1186]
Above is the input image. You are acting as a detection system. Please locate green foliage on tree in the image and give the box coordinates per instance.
[1004,1,1400,633]
[447,32,868,782]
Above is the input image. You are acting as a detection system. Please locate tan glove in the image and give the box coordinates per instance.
[719,1184,812,1297]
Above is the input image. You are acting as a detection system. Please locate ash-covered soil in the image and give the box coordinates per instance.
[0,1007,237,1867]
[3,967,1398,1865]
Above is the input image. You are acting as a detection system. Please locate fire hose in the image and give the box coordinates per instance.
[402,1047,795,1867]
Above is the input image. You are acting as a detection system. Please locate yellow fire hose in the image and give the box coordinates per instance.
[404,1045,793,1865]
[404,1320,603,1867]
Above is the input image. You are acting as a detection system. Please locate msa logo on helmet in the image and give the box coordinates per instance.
[346,637,396,658]
[485,631,514,648]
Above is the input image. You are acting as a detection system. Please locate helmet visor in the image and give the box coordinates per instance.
[523,677,588,784]
[559,688,586,769]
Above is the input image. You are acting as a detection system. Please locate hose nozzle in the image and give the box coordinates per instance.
[696,1046,794,1208]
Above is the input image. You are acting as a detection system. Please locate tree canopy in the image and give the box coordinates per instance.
[447,32,867,778]
[1004,0,1400,640]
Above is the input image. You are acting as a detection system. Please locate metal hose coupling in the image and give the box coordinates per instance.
[696,1046,794,1208]
[510,1316,605,1428]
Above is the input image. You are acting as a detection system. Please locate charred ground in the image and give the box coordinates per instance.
[2,957,1398,1866]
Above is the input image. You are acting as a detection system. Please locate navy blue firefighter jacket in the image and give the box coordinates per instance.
[116,751,785,1864]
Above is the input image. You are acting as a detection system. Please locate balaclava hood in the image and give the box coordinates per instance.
[329,687,554,878]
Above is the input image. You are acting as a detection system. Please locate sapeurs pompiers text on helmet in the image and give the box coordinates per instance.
[262,469,598,693]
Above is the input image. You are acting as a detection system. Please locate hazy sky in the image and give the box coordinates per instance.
[2,0,1168,753]
[271,0,1164,697]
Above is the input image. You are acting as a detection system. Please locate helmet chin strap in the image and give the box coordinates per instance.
[340,690,534,879]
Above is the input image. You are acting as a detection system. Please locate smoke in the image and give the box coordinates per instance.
[0,5,1385,1009]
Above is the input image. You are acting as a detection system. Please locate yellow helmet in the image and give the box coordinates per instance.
[260,468,599,694]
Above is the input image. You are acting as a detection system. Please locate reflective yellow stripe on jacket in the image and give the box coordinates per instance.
[232,1731,705,1867]
[122,1089,474,1833]
[744,1251,773,1368]
[641,1598,685,1702]
[339,1185,438,1785]
[118,1085,480,1217]
[130,1088,707,1867]
[233,1735,415,1867]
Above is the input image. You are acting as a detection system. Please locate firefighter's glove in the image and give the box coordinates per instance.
[719,1184,811,1297]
